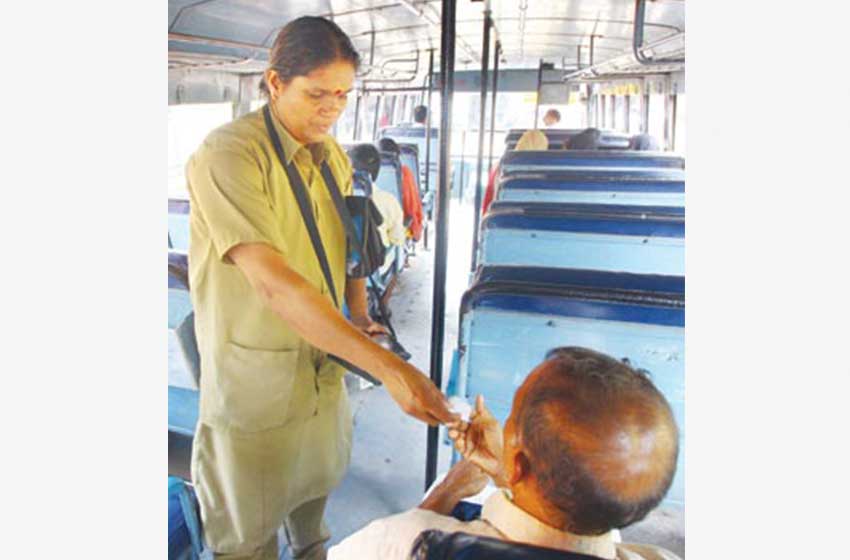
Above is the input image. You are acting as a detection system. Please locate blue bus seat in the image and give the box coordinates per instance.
[169,250,192,330]
[168,476,204,560]
[479,202,684,275]
[398,143,421,191]
[168,385,199,437]
[504,128,632,151]
[447,266,684,507]
[168,198,191,251]
[411,530,606,560]
[375,152,404,204]
[500,150,684,175]
[495,172,685,206]
[169,249,201,387]
[380,126,439,193]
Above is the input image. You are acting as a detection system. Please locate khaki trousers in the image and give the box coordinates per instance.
[211,496,330,560]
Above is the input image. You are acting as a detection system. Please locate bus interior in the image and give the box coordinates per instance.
[168,0,687,557]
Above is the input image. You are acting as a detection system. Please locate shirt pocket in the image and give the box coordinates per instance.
[218,342,314,432]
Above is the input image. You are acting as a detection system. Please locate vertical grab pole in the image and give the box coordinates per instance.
[353,92,362,141]
[470,10,491,272]
[372,95,382,140]
[425,0,456,492]
[533,58,543,127]
[423,49,435,250]
[486,41,500,176]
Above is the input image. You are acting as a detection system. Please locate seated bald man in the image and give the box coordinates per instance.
[328,347,681,560]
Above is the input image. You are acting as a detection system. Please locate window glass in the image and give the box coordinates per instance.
[168,103,232,199]
[628,94,642,134]
[648,93,666,146]
[615,96,626,132]
[674,93,686,154]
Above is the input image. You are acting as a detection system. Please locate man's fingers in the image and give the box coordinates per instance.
[476,394,485,414]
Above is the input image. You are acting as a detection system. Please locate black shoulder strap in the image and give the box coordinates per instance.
[263,105,340,308]
[320,164,362,255]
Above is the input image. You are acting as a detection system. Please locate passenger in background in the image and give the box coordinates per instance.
[413,105,428,126]
[372,190,406,249]
[329,347,681,560]
[481,129,548,215]
[348,143,382,196]
[566,127,601,149]
[348,143,404,269]
[629,133,660,151]
[542,108,561,127]
[378,138,423,242]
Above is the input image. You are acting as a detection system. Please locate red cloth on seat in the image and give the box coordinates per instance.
[401,164,424,241]
[481,165,500,216]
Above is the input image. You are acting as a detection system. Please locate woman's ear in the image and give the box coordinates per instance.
[265,69,283,100]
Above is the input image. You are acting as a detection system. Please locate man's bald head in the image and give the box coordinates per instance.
[515,347,678,535]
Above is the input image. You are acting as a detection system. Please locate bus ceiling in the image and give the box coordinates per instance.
[168,0,684,106]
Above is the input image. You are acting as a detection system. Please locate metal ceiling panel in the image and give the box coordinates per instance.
[168,0,684,76]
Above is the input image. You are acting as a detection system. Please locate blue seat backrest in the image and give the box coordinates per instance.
[169,250,192,330]
[505,129,631,150]
[447,266,685,507]
[500,150,684,174]
[381,126,439,192]
[495,171,685,206]
[375,153,404,204]
[168,476,204,559]
[169,385,200,437]
[411,530,606,560]
[479,202,684,275]
[169,198,190,250]
[398,144,421,192]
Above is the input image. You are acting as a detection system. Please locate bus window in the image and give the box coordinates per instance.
[674,93,686,154]
[628,94,642,134]
[615,96,627,132]
[333,90,358,144]
[168,102,232,199]
[648,92,666,148]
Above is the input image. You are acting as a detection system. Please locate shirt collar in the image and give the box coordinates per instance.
[266,104,331,166]
[481,491,618,560]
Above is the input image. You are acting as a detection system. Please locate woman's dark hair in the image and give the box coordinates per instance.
[260,16,360,96]
[378,137,400,155]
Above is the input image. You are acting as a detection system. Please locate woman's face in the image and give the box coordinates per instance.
[268,60,356,145]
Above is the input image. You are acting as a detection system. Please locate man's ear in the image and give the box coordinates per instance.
[508,450,531,486]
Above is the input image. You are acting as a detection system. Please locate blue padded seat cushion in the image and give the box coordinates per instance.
[501,150,684,169]
[462,266,684,328]
[481,209,684,238]
[499,172,685,191]
[168,386,199,437]
[487,201,684,219]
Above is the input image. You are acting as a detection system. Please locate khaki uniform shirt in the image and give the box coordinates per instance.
[186,106,352,432]
[185,106,354,553]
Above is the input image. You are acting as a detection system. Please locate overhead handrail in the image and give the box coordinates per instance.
[633,0,685,65]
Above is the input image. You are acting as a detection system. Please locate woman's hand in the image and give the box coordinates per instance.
[448,395,507,486]
[381,360,460,427]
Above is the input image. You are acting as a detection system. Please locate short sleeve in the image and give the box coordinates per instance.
[335,143,354,196]
[187,147,284,263]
